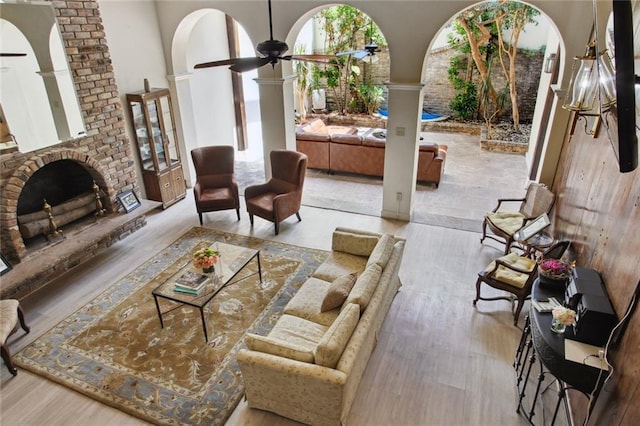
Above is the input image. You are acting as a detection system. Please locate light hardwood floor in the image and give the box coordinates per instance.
[1,191,553,425]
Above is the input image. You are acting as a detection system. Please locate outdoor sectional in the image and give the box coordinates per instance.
[296,118,448,187]
[237,227,405,425]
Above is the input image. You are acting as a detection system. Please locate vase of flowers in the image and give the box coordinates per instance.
[538,258,574,290]
[551,306,576,334]
[193,247,220,274]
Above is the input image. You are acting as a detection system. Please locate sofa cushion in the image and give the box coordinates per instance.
[245,333,316,363]
[321,272,358,312]
[366,233,395,269]
[315,303,360,368]
[330,133,362,145]
[265,313,328,347]
[284,277,342,326]
[344,263,383,310]
[332,230,380,256]
[312,251,368,285]
[295,131,331,142]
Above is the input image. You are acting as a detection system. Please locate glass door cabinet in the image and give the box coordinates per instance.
[126,88,185,208]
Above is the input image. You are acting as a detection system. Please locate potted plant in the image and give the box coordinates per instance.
[538,258,574,290]
[193,247,220,274]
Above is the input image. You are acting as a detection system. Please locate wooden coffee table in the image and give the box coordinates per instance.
[152,241,262,341]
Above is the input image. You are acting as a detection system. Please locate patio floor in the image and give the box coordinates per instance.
[235,130,529,233]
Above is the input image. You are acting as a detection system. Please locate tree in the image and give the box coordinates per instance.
[314,6,385,114]
[494,0,540,131]
[451,1,540,133]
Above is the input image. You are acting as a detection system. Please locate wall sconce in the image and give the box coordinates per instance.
[544,53,557,74]
[562,41,616,137]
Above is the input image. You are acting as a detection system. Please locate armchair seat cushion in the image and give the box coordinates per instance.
[246,192,278,218]
[486,211,525,235]
[197,187,236,207]
[484,252,537,288]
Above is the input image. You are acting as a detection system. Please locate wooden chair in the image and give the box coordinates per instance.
[481,182,555,254]
[245,150,307,235]
[1,299,30,375]
[473,241,570,326]
[191,146,240,225]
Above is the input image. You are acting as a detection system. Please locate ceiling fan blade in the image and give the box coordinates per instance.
[336,50,358,57]
[0,52,27,57]
[281,57,339,67]
[285,54,336,61]
[194,58,242,69]
[229,57,272,72]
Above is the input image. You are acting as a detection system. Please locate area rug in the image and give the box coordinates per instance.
[14,227,329,425]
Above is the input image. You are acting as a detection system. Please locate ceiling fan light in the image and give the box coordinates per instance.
[361,54,379,64]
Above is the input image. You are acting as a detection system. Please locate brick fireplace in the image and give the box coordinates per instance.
[0,0,149,298]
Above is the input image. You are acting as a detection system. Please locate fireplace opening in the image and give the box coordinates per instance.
[16,159,103,248]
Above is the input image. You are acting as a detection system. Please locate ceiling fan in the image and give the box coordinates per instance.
[336,20,382,63]
[194,0,336,73]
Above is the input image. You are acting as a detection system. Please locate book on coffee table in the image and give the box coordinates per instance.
[174,271,208,294]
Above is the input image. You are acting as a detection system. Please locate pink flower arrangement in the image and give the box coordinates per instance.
[193,247,220,269]
[552,306,576,326]
[539,259,574,279]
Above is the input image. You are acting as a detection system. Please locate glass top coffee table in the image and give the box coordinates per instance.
[152,241,262,341]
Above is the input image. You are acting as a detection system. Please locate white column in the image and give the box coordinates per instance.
[381,82,425,221]
[167,73,197,187]
[37,70,72,140]
[254,74,297,178]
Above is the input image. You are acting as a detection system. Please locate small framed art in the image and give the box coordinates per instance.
[0,253,12,276]
[117,190,141,213]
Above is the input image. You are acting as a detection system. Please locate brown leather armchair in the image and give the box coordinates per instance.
[245,150,308,235]
[190,146,240,225]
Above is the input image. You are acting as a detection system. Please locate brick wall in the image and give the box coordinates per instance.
[320,45,543,122]
[0,0,137,262]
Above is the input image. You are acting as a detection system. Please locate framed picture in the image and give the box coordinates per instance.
[117,190,141,213]
[0,253,12,276]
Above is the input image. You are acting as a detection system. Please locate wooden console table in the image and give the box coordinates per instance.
[514,280,607,424]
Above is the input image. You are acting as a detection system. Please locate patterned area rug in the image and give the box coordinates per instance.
[14,227,328,425]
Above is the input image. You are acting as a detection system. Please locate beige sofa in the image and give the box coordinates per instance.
[237,228,406,425]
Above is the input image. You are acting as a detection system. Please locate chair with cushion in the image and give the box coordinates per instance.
[245,150,308,235]
[473,241,570,326]
[1,299,30,375]
[481,182,555,254]
[191,146,240,225]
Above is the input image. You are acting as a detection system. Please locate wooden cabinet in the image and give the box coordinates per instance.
[126,88,186,208]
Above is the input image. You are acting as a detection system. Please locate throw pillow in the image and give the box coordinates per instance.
[366,233,395,269]
[332,231,380,256]
[315,303,360,368]
[320,272,358,312]
[344,263,383,310]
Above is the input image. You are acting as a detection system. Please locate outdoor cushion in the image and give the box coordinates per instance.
[486,211,526,235]
[332,230,380,256]
[284,277,342,326]
[321,272,358,312]
[484,252,537,289]
[344,263,383,310]
[366,233,395,269]
[315,303,360,368]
